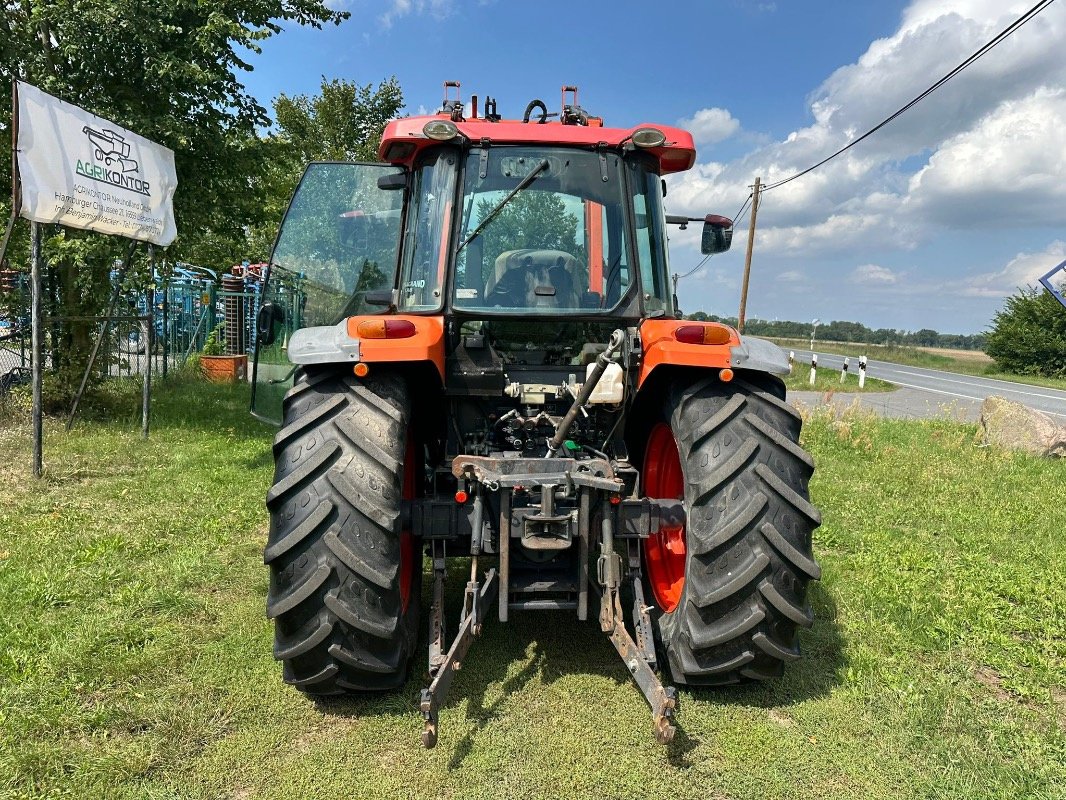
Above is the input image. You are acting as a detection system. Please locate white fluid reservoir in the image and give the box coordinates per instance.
[587,362,624,404]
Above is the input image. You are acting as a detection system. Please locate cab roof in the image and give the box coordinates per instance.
[378,115,697,175]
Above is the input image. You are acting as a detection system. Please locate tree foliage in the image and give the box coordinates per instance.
[246,77,406,261]
[474,191,582,284]
[0,0,348,396]
[985,285,1066,377]
[688,315,988,351]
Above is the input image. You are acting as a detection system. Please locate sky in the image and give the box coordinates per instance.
[239,0,1066,334]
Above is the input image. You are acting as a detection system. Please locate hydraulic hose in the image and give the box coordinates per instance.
[546,328,625,458]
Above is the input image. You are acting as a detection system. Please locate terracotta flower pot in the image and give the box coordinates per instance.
[200,354,248,383]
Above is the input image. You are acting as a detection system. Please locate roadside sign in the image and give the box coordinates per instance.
[1039,259,1066,311]
[15,81,178,246]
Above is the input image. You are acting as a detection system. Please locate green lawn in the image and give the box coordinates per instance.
[0,379,1063,799]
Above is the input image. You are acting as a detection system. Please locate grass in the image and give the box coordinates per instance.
[1,379,1064,799]
[783,366,895,394]
[769,338,1066,392]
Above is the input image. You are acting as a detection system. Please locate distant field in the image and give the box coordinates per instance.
[1,379,1063,799]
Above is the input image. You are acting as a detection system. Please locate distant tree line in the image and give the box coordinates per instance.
[683,313,988,351]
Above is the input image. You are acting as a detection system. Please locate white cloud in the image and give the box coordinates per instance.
[777,270,803,282]
[961,240,1066,297]
[904,87,1066,227]
[851,264,899,284]
[380,0,454,28]
[665,1,1066,259]
[677,107,741,146]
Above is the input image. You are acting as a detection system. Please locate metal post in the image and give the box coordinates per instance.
[30,221,43,478]
[142,246,153,438]
[737,176,761,333]
[498,489,511,623]
[161,260,169,379]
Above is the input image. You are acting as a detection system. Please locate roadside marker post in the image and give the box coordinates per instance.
[858,355,867,389]
[809,353,817,386]
[788,350,794,374]
[840,357,850,384]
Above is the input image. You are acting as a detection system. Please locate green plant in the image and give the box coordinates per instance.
[201,324,225,356]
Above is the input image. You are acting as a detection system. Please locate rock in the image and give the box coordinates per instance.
[980,396,1066,458]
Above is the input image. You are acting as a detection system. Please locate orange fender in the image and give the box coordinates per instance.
[638,319,739,387]
[346,315,446,382]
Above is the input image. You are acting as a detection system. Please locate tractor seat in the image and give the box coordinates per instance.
[485,249,580,309]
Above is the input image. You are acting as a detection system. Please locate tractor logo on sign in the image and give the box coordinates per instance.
[75,125,151,197]
[82,126,139,173]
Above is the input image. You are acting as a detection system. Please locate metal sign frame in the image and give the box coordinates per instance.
[1038,258,1066,311]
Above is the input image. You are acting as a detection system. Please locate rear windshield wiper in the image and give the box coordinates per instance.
[455,158,550,254]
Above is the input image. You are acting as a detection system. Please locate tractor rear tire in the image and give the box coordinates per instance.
[265,367,421,695]
[643,373,821,685]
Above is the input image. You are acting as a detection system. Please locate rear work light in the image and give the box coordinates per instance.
[355,319,418,339]
[423,120,460,141]
[674,324,733,345]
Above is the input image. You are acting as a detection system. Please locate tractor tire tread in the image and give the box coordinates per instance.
[653,374,821,686]
[265,367,418,696]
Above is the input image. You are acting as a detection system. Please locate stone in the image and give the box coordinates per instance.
[979,395,1066,458]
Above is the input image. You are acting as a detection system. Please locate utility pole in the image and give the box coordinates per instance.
[737,176,761,333]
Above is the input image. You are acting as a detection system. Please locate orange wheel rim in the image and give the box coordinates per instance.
[643,423,686,613]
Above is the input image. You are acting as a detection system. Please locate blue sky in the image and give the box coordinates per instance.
[241,0,1066,334]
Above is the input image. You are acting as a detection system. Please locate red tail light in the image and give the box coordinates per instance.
[356,319,418,339]
[674,324,733,345]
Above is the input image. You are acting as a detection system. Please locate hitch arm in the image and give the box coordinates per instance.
[597,505,678,744]
[420,568,497,748]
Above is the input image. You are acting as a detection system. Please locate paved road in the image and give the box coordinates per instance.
[788,350,1066,421]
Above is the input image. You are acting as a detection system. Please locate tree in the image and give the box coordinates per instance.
[274,77,404,166]
[476,191,581,284]
[986,285,1066,377]
[248,77,406,261]
[0,0,347,396]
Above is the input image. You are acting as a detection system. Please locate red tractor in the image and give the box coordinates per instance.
[252,84,820,747]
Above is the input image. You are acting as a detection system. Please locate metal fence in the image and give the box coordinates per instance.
[0,266,303,393]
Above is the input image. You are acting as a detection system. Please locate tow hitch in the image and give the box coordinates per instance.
[416,459,680,747]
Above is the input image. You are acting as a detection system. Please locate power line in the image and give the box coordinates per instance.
[762,0,1056,193]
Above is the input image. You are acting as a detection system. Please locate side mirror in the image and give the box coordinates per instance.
[364,289,397,309]
[256,301,285,347]
[701,214,734,255]
[376,172,407,191]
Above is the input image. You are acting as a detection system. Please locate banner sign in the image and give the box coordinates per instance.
[15,81,178,246]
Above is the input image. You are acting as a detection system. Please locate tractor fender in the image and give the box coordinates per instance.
[729,334,790,375]
[637,320,788,387]
[288,315,445,381]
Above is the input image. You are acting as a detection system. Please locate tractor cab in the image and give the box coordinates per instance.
[252,86,732,421]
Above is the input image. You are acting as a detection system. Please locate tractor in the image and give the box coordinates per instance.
[251,84,821,747]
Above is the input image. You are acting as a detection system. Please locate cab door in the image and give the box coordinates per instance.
[251,162,405,424]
